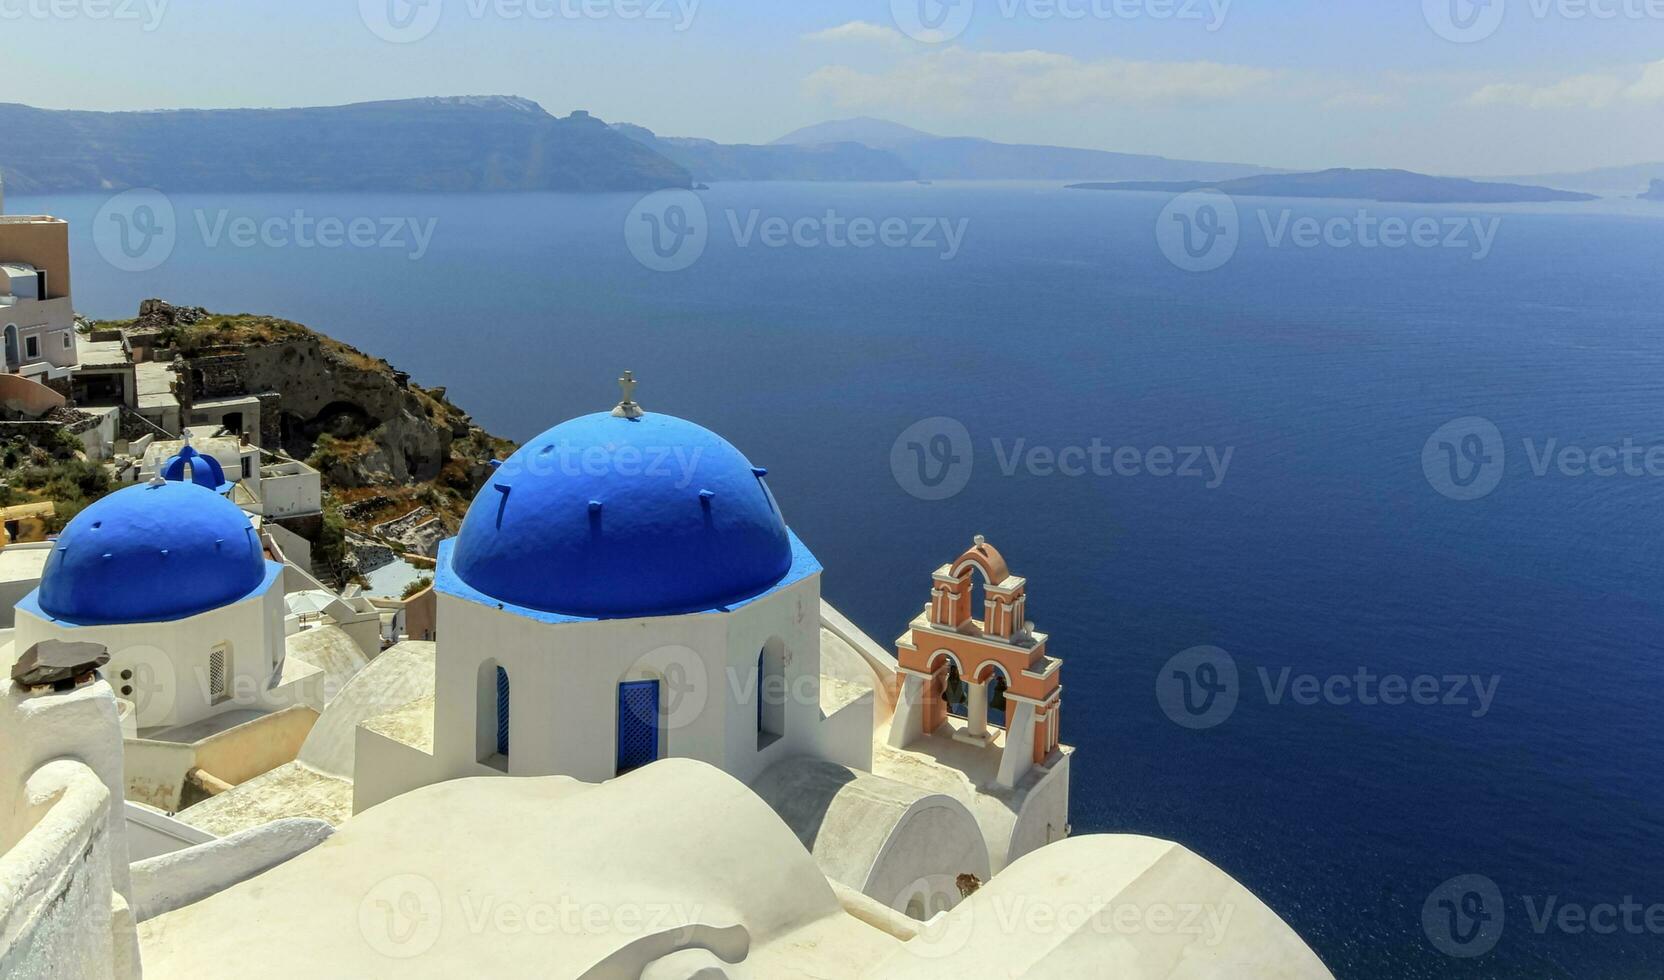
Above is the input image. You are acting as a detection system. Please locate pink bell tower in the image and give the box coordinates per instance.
[889,536,1063,789]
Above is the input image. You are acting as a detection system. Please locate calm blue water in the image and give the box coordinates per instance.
[20,184,1664,978]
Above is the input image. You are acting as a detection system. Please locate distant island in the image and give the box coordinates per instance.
[1640,179,1664,201]
[1067,169,1599,204]
[0,97,690,193]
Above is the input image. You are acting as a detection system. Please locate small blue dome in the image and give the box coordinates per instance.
[37,481,268,625]
[449,412,793,618]
[161,443,233,494]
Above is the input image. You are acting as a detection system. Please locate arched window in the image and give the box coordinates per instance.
[477,660,509,771]
[758,639,786,749]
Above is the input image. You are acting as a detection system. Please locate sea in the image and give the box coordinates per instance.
[16,182,1664,979]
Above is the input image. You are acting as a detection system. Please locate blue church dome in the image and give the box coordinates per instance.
[36,480,270,625]
[449,411,795,619]
[160,442,233,494]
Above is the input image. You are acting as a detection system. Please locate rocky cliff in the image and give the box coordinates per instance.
[108,302,513,556]
[0,98,690,193]
[1641,179,1664,201]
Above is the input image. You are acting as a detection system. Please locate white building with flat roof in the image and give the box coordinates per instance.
[0,210,77,383]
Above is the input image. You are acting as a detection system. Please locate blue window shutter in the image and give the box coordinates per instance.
[617,680,660,774]
[496,666,510,757]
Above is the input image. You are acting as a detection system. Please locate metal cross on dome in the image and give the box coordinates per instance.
[612,370,645,419]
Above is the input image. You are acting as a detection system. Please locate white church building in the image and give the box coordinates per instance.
[0,375,1336,979]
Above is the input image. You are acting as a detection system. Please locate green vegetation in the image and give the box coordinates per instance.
[401,577,433,600]
[0,430,111,531]
[312,502,350,580]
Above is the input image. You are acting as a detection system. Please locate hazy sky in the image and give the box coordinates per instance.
[5,0,1664,173]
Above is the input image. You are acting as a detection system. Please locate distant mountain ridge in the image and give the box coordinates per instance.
[772,117,940,148]
[612,123,916,182]
[1069,169,1598,204]
[771,116,1274,183]
[2,100,1640,196]
[0,98,691,193]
